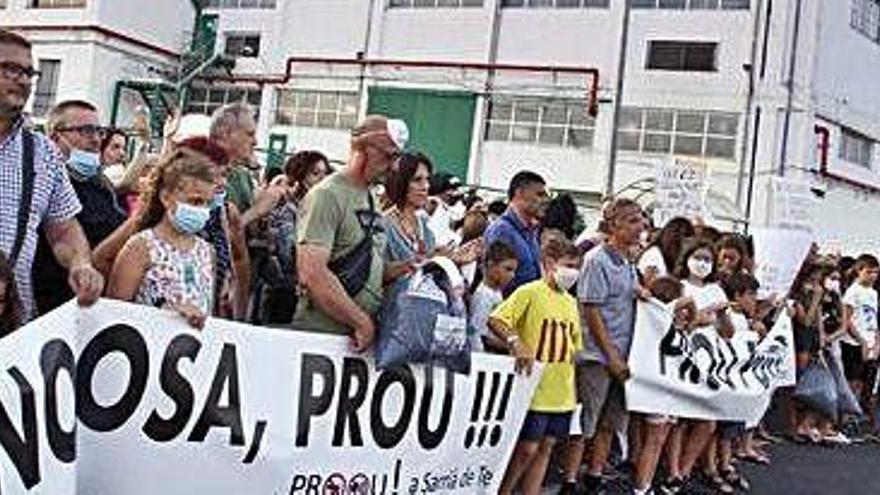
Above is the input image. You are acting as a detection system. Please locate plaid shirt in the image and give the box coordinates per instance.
[0,118,82,321]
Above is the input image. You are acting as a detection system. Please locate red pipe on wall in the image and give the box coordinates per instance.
[813,123,880,195]
[204,56,601,116]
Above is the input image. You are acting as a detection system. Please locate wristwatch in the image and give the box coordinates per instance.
[506,334,520,349]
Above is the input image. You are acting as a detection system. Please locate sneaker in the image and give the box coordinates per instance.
[823,431,852,446]
[658,477,683,495]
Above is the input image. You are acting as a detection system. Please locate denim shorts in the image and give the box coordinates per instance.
[520,411,573,441]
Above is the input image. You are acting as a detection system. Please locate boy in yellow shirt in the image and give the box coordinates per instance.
[489,237,583,495]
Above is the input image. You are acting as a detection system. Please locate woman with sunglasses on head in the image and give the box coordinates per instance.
[106,148,216,329]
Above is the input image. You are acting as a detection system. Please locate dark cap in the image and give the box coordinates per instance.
[429,172,463,196]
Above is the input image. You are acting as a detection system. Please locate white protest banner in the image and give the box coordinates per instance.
[626,300,795,424]
[0,300,542,494]
[653,156,709,227]
[752,226,815,299]
[765,176,816,233]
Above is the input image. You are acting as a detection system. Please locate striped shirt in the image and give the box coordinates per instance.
[0,118,82,321]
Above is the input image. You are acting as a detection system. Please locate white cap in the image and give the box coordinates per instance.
[386,118,409,149]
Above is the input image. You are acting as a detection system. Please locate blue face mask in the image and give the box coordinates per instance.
[68,149,101,179]
[171,202,211,235]
[211,191,226,210]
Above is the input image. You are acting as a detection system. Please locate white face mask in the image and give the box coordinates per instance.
[824,278,841,294]
[554,266,580,291]
[687,257,713,280]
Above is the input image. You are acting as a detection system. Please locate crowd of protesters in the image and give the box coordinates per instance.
[2,28,880,495]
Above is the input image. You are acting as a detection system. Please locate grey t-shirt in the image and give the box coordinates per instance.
[578,244,637,364]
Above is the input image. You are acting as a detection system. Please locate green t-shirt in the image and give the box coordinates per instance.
[225,166,255,213]
[293,173,387,335]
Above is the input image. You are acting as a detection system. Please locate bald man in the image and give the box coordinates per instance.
[294,115,407,351]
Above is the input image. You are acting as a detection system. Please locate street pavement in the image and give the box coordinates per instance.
[542,439,880,494]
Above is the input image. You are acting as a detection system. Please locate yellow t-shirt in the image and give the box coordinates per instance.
[491,280,583,412]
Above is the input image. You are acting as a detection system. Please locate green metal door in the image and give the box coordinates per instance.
[367,87,476,180]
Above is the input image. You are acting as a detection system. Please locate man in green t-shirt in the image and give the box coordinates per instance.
[295,115,408,351]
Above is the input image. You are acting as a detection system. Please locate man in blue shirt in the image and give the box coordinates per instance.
[483,171,549,296]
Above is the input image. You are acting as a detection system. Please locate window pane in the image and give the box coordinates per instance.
[619,108,643,131]
[208,89,226,104]
[542,104,567,124]
[247,90,262,106]
[339,113,358,130]
[675,112,706,133]
[618,131,642,151]
[720,0,749,8]
[489,101,513,120]
[297,92,317,108]
[673,135,704,155]
[316,112,338,128]
[511,125,537,142]
[514,104,539,124]
[437,0,459,6]
[568,128,594,148]
[708,113,739,135]
[645,109,674,131]
[644,133,672,152]
[556,0,582,7]
[486,122,510,141]
[539,126,565,145]
[295,110,316,126]
[189,87,207,103]
[689,0,719,8]
[632,0,656,7]
[569,108,594,127]
[706,137,736,158]
[276,108,294,125]
[658,0,686,8]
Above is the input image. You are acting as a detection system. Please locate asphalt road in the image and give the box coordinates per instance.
[541,439,880,494]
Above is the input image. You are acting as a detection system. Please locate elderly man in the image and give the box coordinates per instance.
[0,30,102,322]
[33,100,127,314]
[295,115,408,351]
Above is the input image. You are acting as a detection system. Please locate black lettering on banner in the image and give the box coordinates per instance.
[0,367,39,489]
[143,334,201,442]
[332,357,368,447]
[188,343,245,446]
[76,324,149,432]
[417,367,453,450]
[296,353,335,447]
[40,339,76,463]
[370,366,415,449]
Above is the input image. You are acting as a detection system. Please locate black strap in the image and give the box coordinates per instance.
[10,129,35,266]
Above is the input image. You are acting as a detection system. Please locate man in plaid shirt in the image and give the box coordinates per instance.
[0,29,103,323]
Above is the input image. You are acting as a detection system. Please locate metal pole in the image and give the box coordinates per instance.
[779,0,802,177]
[605,0,632,198]
[736,0,764,211]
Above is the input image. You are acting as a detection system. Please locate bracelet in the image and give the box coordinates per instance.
[505,334,520,348]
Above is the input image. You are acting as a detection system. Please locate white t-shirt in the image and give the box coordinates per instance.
[637,246,668,278]
[682,280,728,312]
[468,283,504,352]
[842,282,879,350]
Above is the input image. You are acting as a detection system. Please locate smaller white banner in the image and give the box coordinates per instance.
[626,300,796,424]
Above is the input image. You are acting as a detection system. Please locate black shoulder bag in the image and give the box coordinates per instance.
[8,129,35,266]
[327,192,379,297]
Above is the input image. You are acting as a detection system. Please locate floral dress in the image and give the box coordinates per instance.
[134,229,215,316]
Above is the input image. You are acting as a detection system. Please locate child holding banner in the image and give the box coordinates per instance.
[107,148,216,329]
[488,237,582,495]
[663,239,732,493]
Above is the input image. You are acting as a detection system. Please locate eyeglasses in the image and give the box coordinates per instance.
[0,61,40,82]
[56,125,108,138]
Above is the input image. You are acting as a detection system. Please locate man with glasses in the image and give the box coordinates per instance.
[0,30,103,324]
[295,115,407,351]
[33,100,127,313]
